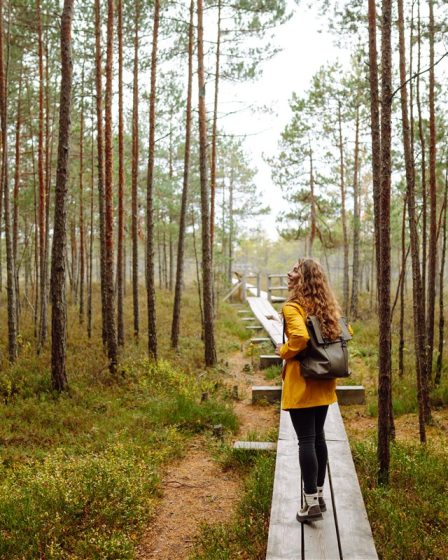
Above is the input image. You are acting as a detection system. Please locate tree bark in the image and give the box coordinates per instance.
[337,101,349,317]
[367,0,382,302]
[416,0,427,325]
[434,168,447,385]
[88,111,94,339]
[397,0,427,443]
[117,0,124,347]
[94,0,107,348]
[79,65,85,324]
[50,0,74,392]
[426,0,437,395]
[350,103,361,319]
[171,0,194,349]
[131,0,140,341]
[13,61,23,326]
[146,0,160,359]
[210,0,222,263]
[197,0,217,366]
[377,0,393,483]
[104,0,118,372]
[308,141,316,257]
[0,0,18,362]
[37,0,47,351]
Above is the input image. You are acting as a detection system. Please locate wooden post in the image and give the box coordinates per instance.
[241,276,246,302]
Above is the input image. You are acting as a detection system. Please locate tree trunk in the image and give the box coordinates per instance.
[131,0,140,341]
[191,208,204,331]
[416,0,427,325]
[79,66,85,324]
[434,168,447,385]
[50,0,74,392]
[398,195,406,378]
[117,0,125,347]
[368,0,382,301]
[308,141,316,257]
[13,61,23,326]
[87,114,94,339]
[104,0,118,372]
[146,0,160,359]
[227,166,234,284]
[0,0,18,362]
[197,0,217,366]
[171,1,194,349]
[426,0,437,395]
[37,0,46,351]
[337,101,349,317]
[210,0,222,263]
[94,0,107,348]
[350,104,360,319]
[377,0,393,483]
[397,0,427,443]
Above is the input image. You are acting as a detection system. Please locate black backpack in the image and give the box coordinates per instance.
[283,315,352,379]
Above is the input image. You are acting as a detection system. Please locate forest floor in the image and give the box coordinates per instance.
[136,349,279,559]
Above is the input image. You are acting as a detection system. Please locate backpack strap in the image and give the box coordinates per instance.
[307,315,352,343]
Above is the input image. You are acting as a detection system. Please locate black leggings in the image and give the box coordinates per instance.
[289,405,329,494]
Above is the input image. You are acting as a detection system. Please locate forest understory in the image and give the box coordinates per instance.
[0,290,447,559]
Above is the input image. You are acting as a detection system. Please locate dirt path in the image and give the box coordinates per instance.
[136,348,279,559]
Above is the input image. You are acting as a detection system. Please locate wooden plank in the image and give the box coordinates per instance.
[259,355,283,369]
[253,384,365,408]
[252,386,282,404]
[266,439,340,560]
[233,441,277,451]
[246,325,263,331]
[247,297,283,345]
[335,385,365,405]
[327,440,378,559]
[303,467,341,560]
[251,337,272,344]
[266,439,303,559]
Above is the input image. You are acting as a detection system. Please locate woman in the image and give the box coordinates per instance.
[274,257,349,523]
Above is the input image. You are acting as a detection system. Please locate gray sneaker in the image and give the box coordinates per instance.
[318,496,327,512]
[296,502,323,523]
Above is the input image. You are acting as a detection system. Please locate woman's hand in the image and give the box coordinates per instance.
[275,343,282,356]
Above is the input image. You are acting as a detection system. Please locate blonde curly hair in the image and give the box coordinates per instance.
[286,258,342,340]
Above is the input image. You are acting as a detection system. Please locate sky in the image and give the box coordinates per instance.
[217,1,349,239]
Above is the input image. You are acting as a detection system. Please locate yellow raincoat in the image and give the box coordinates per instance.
[279,301,340,410]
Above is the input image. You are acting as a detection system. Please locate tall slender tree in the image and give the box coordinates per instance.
[94,0,107,347]
[426,0,437,396]
[397,0,427,443]
[0,0,18,362]
[117,0,124,347]
[171,0,194,349]
[197,0,217,366]
[146,0,160,360]
[104,0,118,372]
[50,0,75,392]
[131,0,140,341]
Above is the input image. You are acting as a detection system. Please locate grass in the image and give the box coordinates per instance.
[353,438,448,560]
[0,288,242,559]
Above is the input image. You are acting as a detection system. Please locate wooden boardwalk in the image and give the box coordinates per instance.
[245,296,378,560]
